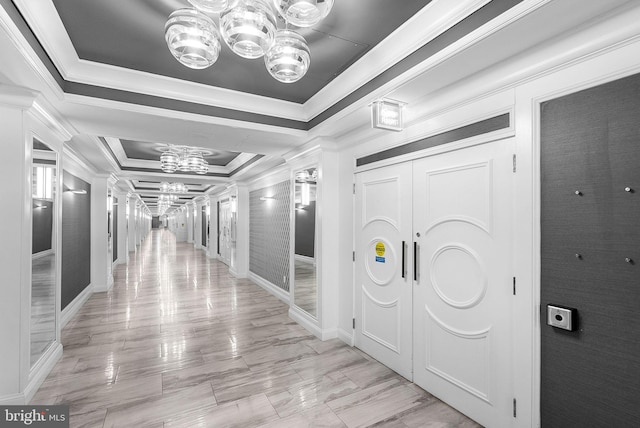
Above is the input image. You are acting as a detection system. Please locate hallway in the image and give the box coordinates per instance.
[31,230,480,427]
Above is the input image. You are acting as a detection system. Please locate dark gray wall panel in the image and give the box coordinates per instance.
[540,73,640,427]
[112,198,118,262]
[357,113,510,166]
[32,199,53,254]
[61,172,91,310]
[295,201,315,258]
[151,216,160,229]
[202,206,207,248]
[249,181,290,292]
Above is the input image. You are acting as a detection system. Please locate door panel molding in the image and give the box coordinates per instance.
[361,287,401,354]
[425,305,492,403]
[429,243,488,309]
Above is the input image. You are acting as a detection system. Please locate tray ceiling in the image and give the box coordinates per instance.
[51,0,429,104]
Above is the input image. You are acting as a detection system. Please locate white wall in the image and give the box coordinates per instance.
[331,7,640,427]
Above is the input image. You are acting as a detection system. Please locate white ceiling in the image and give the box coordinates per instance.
[1,0,636,213]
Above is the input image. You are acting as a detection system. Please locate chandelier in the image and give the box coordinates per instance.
[159,194,179,203]
[157,193,180,216]
[161,182,189,193]
[160,145,209,174]
[165,0,334,83]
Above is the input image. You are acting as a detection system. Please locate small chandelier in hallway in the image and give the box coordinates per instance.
[160,145,210,175]
[161,182,189,194]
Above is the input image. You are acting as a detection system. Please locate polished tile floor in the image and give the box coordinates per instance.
[32,230,481,428]
[31,252,56,367]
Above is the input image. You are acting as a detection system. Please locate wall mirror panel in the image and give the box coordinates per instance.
[30,138,58,368]
[293,167,318,317]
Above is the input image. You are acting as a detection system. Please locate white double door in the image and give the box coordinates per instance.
[355,138,514,427]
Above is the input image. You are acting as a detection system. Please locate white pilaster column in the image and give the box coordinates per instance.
[186,203,194,243]
[91,174,110,292]
[127,196,136,253]
[230,185,249,278]
[319,148,339,337]
[194,201,202,249]
[0,86,37,404]
[115,191,128,263]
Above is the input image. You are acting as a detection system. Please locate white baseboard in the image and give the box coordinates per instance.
[106,273,114,291]
[32,249,53,260]
[229,267,242,278]
[0,393,25,405]
[338,327,355,346]
[61,283,93,328]
[248,272,290,305]
[288,307,338,341]
[25,342,62,404]
[294,254,315,264]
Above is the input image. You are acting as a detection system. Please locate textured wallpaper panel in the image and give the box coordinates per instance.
[61,171,91,309]
[249,180,290,292]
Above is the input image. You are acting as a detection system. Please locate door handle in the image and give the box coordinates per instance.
[413,241,418,281]
[401,241,406,278]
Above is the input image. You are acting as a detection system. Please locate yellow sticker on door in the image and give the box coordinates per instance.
[375,241,385,262]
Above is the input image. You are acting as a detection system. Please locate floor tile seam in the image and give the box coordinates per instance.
[324,380,413,411]
[37,367,111,385]
[385,396,443,425]
[29,392,60,406]
[267,392,330,420]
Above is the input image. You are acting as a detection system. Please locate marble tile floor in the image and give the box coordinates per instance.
[31,252,57,367]
[31,229,481,428]
[293,258,317,316]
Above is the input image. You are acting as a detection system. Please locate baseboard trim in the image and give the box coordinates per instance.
[93,279,111,293]
[32,249,53,260]
[248,272,290,305]
[61,283,93,328]
[289,307,321,338]
[106,273,114,291]
[0,393,25,405]
[338,327,355,346]
[25,342,62,404]
[288,307,338,341]
[294,254,315,264]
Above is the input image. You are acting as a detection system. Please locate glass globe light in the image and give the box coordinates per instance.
[160,149,180,173]
[165,8,221,69]
[265,30,310,83]
[187,152,209,174]
[220,0,277,59]
[188,0,239,14]
[273,0,334,28]
[176,148,190,171]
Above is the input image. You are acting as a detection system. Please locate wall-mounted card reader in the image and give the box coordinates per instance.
[547,304,578,331]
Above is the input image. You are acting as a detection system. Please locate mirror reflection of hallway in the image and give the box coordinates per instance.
[31,138,57,367]
[294,168,317,317]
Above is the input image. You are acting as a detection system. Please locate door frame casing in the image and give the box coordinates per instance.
[515,38,640,427]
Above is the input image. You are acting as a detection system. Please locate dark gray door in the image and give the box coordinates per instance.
[201,206,207,248]
[540,73,640,426]
[112,200,118,262]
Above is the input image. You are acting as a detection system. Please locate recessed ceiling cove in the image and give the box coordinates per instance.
[120,139,240,165]
[51,0,429,103]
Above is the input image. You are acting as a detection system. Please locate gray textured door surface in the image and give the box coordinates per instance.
[540,73,640,426]
[201,206,207,248]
